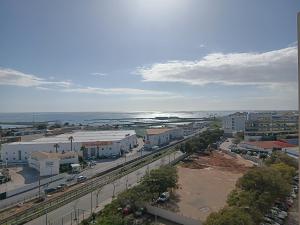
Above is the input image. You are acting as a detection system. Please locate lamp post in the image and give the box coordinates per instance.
[112,182,116,198]
[96,187,102,208]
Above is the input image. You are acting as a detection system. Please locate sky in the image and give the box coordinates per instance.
[0,0,299,112]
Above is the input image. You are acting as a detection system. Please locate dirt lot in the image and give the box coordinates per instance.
[169,151,254,222]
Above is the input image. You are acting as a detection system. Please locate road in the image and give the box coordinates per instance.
[26,150,184,225]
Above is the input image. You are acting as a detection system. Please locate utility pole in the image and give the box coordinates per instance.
[45,209,48,225]
[112,182,116,198]
[90,191,93,215]
[96,187,102,208]
[38,175,41,198]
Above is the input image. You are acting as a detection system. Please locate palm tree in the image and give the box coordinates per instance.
[53,143,60,153]
[68,136,74,151]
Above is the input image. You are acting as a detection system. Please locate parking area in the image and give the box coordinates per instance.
[0,166,39,193]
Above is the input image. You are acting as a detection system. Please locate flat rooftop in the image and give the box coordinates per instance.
[146,128,172,135]
[5,130,136,145]
[31,151,77,160]
[244,141,296,149]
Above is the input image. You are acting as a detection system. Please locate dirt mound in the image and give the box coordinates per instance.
[181,152,250,173]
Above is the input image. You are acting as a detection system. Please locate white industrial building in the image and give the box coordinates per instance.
[28,151,78,176]
[222,112,247,136]
[144,128,183,149]
[1,130,137,163]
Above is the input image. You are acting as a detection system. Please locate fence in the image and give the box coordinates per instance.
[0,173,66,210]
[6,173,66,197]
[145,204,201,225]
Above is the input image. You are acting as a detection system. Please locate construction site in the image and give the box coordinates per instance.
[166,151,254,223]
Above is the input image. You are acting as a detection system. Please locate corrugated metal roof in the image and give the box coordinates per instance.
[5,130,136,145]
[244,141,297,149]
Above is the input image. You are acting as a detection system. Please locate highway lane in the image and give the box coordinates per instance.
[26,151,183,225]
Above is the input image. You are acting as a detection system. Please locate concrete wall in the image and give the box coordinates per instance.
[145,203,201,225]
[28,158,60,176]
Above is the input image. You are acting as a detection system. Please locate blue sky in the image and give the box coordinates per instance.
[0,0,299,112]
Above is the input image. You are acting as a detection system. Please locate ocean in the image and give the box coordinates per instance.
[0,111,234,125]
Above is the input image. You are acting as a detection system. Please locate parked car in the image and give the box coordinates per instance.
[263,217,280,225]
[44,187,57,194]
[66,175,75,181]
[271,207,287,217]
[156,192,170,203]
[77,175,87,183]
[56,183,67,191]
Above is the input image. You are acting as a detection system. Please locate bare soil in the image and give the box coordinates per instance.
[169,151,254,222]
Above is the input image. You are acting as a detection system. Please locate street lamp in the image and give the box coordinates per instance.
[112,182,116,198]
[95,187,102,208]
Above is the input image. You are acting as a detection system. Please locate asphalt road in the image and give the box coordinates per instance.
[26,150,184,225]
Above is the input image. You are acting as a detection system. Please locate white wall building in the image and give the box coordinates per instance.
[144,128,183,149]
[28,151,78,176]
[222,112,247,136]
[1,130,137,163]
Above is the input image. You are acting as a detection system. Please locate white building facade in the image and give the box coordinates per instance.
[1,130,137,163]
[28,152,78,176]
[144,128,183,149]
[222,112,247,136]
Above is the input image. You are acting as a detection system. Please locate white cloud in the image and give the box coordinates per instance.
[137,46,297,87]
[91,72,107,77]
[0,67,176,97]
[63,87,174,96]
[0,68,71,88]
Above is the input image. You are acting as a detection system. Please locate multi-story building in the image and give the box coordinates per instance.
[222,112,247,136]
[244,112,298,141]
[144,127,183,149]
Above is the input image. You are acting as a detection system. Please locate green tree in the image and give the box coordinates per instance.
[271,162,296,182]
[141,165,177,197]
[204,207,254,225]
[237,167,290,199]
[265,151,298,169]
[68,136,74,151]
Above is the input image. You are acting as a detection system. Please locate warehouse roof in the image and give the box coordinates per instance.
[244,141,296,149]
[6,130,136,145]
